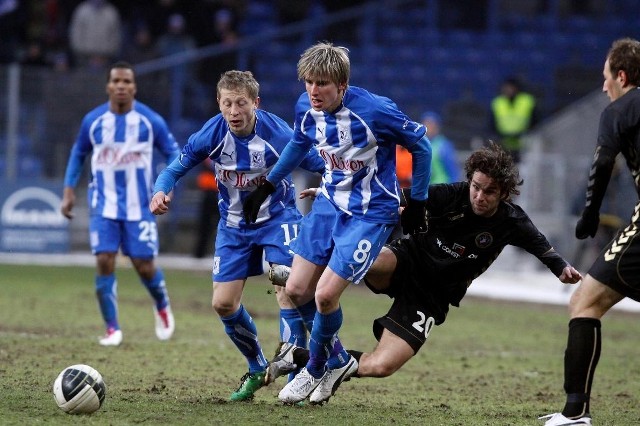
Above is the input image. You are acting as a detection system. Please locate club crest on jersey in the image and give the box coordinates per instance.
[338,126,351,144]
[250,151,265,169]
[475,232,493,248]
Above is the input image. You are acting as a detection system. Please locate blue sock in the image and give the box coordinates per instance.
[141,269,169,310]
[220,305,267,374]
[280,307,308,382]
[307,308,345,378]
[280,308,307,347]
[95,274,118,330]
[327,337,349,369]
[297,299,317,337]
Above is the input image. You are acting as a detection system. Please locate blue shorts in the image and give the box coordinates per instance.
[213,207,301,282]
[291,194,393,283]
[89,215,159,258]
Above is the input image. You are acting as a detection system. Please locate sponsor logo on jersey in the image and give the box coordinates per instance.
[319,149,366,172]
[95,147,142,166]
[217,170,264,189]
[436,238,464,258]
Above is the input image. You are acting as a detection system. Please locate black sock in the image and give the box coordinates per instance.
[292,347,310,366]
[346,350,363,378]
[562,317,601,418]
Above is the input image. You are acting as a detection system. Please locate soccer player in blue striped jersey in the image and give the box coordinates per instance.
[61,61,180,347]
[151,70,325,401]
[242,42,433,404]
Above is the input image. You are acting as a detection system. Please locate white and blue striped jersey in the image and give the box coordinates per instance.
[270,86,427,224]
[154,109,324,227]
[63,101,180,221]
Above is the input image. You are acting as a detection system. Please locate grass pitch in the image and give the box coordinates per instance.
[1,262,639,425]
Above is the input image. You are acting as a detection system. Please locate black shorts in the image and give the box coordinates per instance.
[365,239,451,354]
[588,202,640,301]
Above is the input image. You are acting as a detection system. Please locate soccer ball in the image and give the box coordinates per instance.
[53,364,106,414]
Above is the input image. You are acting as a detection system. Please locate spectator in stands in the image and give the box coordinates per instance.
[68,0,122,70]
[276,0,312,25]
[421,111,461,184]
[320,0,366,45]
[0,0,26,64]
[122,24,158,65]
[396,111,460,191]
[156,13,196,65]
[20,39,50,67]
[488,76,538,163]
[195,7,239,90]
[155,13,197,119]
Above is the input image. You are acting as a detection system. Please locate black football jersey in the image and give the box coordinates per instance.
[583,88,640,214]
[399,182,568,305]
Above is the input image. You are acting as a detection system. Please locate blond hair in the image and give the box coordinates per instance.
[297,42,350,86]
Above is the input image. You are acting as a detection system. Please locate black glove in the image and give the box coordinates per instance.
[401,198,428,235]
[242,180,275,224]
[575,209,599,239]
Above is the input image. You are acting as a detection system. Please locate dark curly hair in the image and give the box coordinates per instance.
[464,142,523,201]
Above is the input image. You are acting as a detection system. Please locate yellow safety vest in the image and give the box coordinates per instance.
[491,93,535,150]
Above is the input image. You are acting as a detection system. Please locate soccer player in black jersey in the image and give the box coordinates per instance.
[540,38,640,426]
[266,142,582,404]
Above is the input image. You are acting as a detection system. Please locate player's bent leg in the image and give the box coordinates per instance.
[284,255,324,306]
[568,274,623,319]
[273,283,308,381]
[362,247,397,292]
[357,329,415,378]
[212,280,245,317]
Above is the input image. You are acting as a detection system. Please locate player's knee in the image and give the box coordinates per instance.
[284,283,309,305]
[314,288,339,312]
[365,358,400,378]
[211,298,236,317]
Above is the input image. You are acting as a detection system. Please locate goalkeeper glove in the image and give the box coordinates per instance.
[242,180,275,224]
[575,209,599,239]
[401,198,428,235]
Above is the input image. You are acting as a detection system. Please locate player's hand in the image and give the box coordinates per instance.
[242,180,275,223]
[575,209,599,239]
[401,198,428,235]
[60,188,76,219]
[559,265,582,284]
[150,191,171,215]
[299,187,319,199]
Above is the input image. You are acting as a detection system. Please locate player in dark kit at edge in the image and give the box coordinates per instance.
[265,142,582,403]
[541,37,640,426]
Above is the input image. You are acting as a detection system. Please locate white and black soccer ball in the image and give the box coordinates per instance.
[53,364,106,414]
